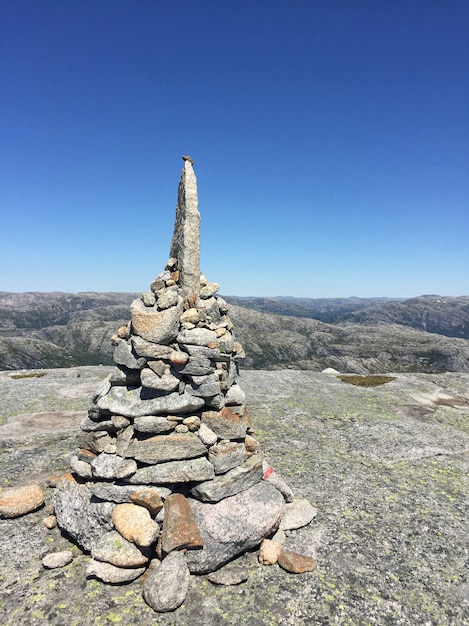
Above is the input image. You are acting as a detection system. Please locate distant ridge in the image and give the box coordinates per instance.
[0,292,468,372]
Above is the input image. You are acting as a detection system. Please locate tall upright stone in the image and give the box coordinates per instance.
[169,156,201,303]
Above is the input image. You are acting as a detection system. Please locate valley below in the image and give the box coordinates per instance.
[0,292,468,374]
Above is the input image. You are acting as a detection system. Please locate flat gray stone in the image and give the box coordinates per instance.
[91,530,150,567]
[80,415,115,433]
[279,498,318,531]
[133,415,175,435]
[126,457,215,484]
[185,345,231,361]
[143,551,190,613]
[97,386,205,418]
[88,483,148,503]
[186,482,285,574]
[178,356,213,376]
[131,337,177,360]
[42,550,74,569]
[208,441,248,474]
[70,455,93,479]
[190,454,264,502]
[140,367,180,392]
[124,432,207,464]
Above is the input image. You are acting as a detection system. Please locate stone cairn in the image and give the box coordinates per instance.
[52,157,317,612]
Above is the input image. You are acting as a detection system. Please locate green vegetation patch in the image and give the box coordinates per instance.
[338,375,396,387]
[10,371,48,380]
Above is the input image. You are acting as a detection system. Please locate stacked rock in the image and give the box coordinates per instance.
[53,157,316,613]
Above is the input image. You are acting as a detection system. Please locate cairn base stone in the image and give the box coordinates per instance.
[186,482,285,574]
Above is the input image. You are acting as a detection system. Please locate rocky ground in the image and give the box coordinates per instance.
[0,366,468,625]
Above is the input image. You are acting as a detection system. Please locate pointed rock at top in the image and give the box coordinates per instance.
[169,157,200,302]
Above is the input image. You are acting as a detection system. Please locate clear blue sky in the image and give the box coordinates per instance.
[1,1,468,298]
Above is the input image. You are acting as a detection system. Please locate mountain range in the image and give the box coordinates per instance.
[0,292,468,373]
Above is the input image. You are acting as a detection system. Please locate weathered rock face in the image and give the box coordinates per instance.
[52,157,315,614]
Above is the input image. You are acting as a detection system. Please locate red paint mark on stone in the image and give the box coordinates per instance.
[263,466,274,480]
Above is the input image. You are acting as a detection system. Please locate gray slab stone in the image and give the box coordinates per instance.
[126,457,215,484]
[91,452,136,480]
[124,433,207,464]
[178,356,213,376]
[208,441,248,474]
[190,454,263,502]
[177,328,218,346]
[97,386,205,418]
[279,497,318,531]
[186,482,285,574]
[133,415,176,435]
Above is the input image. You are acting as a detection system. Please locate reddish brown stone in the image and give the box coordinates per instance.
[161,493,204,554]
[277,550,317,574]
[130,488,164,516]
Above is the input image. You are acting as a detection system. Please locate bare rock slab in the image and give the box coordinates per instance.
[186,481,285,574]
[161,493,204,554]
[143,551,190,613]
[0,483,45,518]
